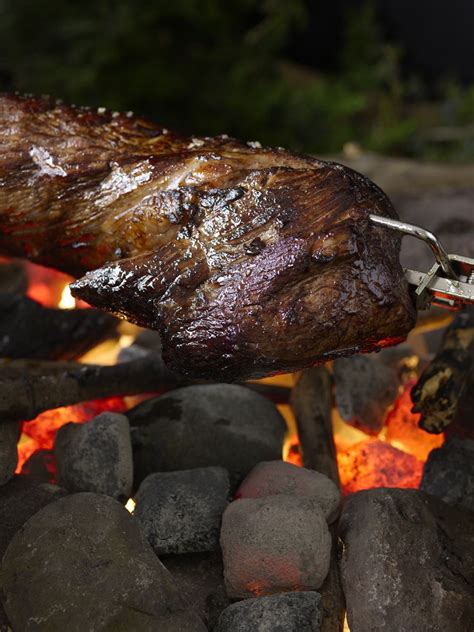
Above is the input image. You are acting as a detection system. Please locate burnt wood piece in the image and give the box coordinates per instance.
[0,294,118,360]
[0,356,290,422]
[0,420,20,486]
[291,367,344,632]
[291,367,340,485]
[0,261,27,295]
[411,307,474,434]
[0,94,416,381]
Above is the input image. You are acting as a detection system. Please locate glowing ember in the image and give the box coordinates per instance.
[337,438,423,495]
[280,371,440,496]
[384,381,444,461]
[16,396,127,473]
[332,379,444,495]
[284,434,303,467]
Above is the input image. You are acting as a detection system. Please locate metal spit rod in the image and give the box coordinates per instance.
[369,214,474,310]
[369,214,457,279]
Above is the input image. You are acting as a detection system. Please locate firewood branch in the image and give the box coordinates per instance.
[411,307,474,434]
[291,366,344,632]
[0,355,290,423]
[0,294,118,361]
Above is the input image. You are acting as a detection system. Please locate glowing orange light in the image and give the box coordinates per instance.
[284,434,303,467]
[384,381,444,461]
[337,438,423,495]
[17,396,127,473]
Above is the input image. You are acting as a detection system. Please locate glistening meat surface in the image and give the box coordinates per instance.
[0,94,416,380]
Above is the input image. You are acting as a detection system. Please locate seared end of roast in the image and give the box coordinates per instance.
[71,162,416,381]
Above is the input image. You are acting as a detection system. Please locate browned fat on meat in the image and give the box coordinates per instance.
[0,94,416,380]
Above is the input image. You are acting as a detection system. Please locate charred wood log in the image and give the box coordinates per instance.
[0,420,20,486]
[291,367,339,485]
[0,355,290,423]
[291,367,344,632]
[411,307,474,434]
[0,261,28,295]
[0,294,118,361]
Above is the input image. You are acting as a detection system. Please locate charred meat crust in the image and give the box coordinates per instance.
[0,94,416,380]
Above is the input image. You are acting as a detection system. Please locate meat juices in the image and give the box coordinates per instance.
[0,94,416,380]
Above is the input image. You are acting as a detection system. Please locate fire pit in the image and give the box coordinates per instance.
[0,254,472,632]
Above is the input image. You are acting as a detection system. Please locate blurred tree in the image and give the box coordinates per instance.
[0,0,472,159]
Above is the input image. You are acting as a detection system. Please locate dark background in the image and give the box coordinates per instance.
[1,0,473,160]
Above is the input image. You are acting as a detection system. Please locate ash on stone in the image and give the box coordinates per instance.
[1,493,206,632]
[0,421,20,486]
[135,467,230,555]
[220,495,331,599]
[129,384,286,486]
[54,412,133,500]
[333,355,399,434]
[421,436,474,513]
[338,487,474,632]
[215,591,322,632]
[236,460,341,522]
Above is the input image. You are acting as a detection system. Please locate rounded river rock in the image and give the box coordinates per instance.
[129,384,287,485]
[0,492,206,632]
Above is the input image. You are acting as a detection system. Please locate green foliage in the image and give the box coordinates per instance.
[0,0,472,160]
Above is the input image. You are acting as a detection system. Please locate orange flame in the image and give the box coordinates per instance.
[335,381,443,494]
[384,381,444,461]
[17,396,127,473]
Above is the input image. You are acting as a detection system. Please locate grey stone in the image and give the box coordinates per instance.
[54,412,133,500]
[162,551,229,630]
[220,495,331,599]
[0,476,66,559]
[135,467,230,554]
[236,460,341,522]
[0,476,67,632]
[134,329,163,350]
[0,493,206,632]
[421,436,474,513]
[0,422,19,486]
[129,384,286,485]
[215,591,322,631]
[117,342,151,363]
[371,343,419,370]
[333,355,399,434]
[338,488,474,632]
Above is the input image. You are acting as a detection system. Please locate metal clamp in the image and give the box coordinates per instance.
[369,214,474,310]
